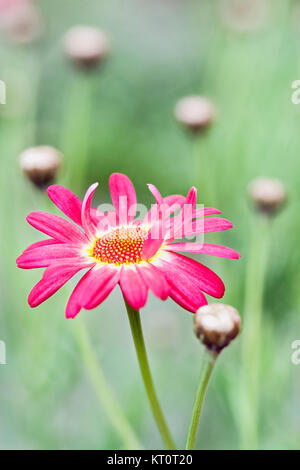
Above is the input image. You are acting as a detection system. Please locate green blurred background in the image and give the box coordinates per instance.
[0,0,300,449]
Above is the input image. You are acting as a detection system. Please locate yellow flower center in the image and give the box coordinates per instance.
[91,226,148,265]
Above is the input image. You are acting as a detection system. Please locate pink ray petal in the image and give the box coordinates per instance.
[137,263,169,300]
[141,219,165,260]
[83,266,120,310]
[168,283,207,313]
[109,173,137,224]
[90,207,105,225]
[16,244,84,269]
[26,211,86,244]
[152,252,208,312]
[186,186,197,209]
[22,239,60,254]
[193,207,222,217]
[165,188,197,240]
[153,256,208,310]
[47,185,83,226]
[167,242,241,259]
[65,264,119,318]
[141,237,164,261]
[120,265,148,310]
[183,218,233,237]
[167,217,233,241]
[163,194,186,208]
[147,184,164,204]
[81,183,98,240]
[153,251,225,299]
[28,261,94,307]
[143,194,184,225]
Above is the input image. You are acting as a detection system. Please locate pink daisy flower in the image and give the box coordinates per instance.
[16,173,240,318]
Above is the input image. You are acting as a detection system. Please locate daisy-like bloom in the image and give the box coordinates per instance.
[16,173,240,318]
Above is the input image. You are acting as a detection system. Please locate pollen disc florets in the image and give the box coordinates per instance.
[92,226,148,265]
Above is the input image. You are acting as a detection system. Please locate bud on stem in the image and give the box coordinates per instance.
[248,177,286,216]
[194,303,241,353]
[174,96,215,134]
[19,145,62,188]
[63,26,110,70]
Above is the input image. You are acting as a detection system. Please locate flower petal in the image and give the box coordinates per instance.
[83,266,120,310]
[185,218,233,235]
[158,266,207,311]
[16,244,83,269]
[109,173,137,223]
[153,251,225,299]
[26,211,86,244]
[28,261,94,307]
[141,237,164,261]
[143,194,185,225]
[141,219,165,260]
[47,185,83,226]
[193,207,222,217]
[163,194,186,208]
[65,264,120,318]
[168,217,233,240]
[81,183,98,240]
[148,184,164,204]
[152,252,208,312]
[167,242,241,259]
[23,239,60,254]
[168,283,207,313]
[120,265,148,310]
[165,188,197,240]
[138,263,169,300]
[186,186,197,209]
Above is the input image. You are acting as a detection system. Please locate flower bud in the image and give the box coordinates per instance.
[0,0,43,45]
[63,25,110,70]
[194,303,241,353]
[248,178,287,216]
[19,146,62,188]
[174,96,215,133]
[220,0,268,33]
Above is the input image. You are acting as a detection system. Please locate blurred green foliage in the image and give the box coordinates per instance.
[0,0,300,449]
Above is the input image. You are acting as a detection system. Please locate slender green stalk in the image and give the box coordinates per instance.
[186,348,217,450]
[60,73,94,189]
[192,133,227,281]
[192,133,217,207]
[239,214,270,449]
[73,317,142,450]
[124,300,176,450]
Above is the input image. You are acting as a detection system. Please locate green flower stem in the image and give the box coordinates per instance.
[73,317,142,450]
[192,133,217,207]
[192,134,226,280]
[124,300,176,450]
[239,214,270,449]
[60,73,94,189]
[186,348,217,450]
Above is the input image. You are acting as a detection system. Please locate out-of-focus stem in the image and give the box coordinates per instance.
[60,73,94,189]
[239,214,270,449]
[192,133,217,208]
[124,300,176,450]
[73,317,142,450]
[186,348,217,450]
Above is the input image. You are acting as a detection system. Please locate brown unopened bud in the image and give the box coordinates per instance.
[63,26,110,70]
[0,0,43,45]
[174,96,215,133]
[220,0,268,33]
[195,303,241,353]
[248,178,287,216]
[19,146,62,188]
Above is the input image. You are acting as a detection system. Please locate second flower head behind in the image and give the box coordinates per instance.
[16,173,240,318]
